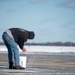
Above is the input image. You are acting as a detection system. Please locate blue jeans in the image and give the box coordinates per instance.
[2,32,20,66]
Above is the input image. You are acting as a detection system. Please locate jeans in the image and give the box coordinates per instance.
[2,32,20,65]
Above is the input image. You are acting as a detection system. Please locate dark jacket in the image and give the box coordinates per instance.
[9,28,29,49]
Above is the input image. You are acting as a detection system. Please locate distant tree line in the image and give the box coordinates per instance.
[0,42,4,45]
[25,42,75,46]
[0,42,75,46]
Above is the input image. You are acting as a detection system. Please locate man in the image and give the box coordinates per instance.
[2,28,35,69]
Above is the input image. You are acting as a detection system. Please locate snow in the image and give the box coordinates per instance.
[0,45,75,53]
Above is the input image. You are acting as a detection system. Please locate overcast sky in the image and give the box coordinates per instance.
[0,0,75,43]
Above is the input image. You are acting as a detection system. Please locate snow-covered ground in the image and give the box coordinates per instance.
[0,45,75,53]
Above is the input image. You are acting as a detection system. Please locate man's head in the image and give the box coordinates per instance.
[28,31,35,39]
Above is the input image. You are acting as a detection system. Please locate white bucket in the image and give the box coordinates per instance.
[20,56,27,68]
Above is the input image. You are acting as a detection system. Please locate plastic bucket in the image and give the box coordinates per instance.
[20,56,27,68]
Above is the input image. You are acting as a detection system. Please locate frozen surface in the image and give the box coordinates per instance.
[0,45,75,53]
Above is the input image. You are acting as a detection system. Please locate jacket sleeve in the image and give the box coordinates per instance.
[18,39,27,49]
[18,39,24,49]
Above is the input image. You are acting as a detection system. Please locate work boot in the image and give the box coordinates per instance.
[13,65,25,69]
[9,62,13,69]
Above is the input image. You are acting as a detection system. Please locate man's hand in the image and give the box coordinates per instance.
[22,47,26,52]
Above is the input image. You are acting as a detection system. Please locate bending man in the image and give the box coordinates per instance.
[2,28,35,69]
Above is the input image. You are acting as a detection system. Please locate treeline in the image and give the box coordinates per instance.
[25,42,75,46]
[0,42,4,45]
[0,42,75,46]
